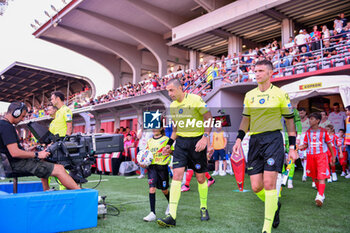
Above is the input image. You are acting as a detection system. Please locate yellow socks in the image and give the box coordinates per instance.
[256,188,265,202]
[169,180,182,219]
[198,180,208,209]
[262,189,278,233]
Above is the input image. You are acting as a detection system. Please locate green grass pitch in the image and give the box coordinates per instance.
[3,170,350,233]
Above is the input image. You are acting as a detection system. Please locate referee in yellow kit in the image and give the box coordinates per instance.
[157,79,213,227]
[42,91,73,190]
[49,91,73,138]
[232,60,298,233]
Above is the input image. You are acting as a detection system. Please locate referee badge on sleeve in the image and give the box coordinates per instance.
[66,114,72,121]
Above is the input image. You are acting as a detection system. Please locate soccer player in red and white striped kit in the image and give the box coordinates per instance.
[299,112,335,207]
[325,124,340,182]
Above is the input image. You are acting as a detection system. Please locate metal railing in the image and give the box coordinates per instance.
[64,31,350,109]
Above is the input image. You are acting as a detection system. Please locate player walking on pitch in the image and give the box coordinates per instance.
[142,127,172,222]
[157,78,213,227]
[299,112,335,207]
[232,60,298,233]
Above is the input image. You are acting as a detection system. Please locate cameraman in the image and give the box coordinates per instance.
[49,91,73,137]
[0,102,80,190]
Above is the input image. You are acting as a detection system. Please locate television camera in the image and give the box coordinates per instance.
[27,122,124,184]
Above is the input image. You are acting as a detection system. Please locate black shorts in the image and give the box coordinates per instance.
[173,136,208,173]
[247,130,284,175]
[11,159,54,179]
[148,164,169,190]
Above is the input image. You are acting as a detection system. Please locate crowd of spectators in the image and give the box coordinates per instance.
[17,13,350,119]
[70,13,350,109]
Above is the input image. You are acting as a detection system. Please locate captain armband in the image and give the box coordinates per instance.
[236,130,246,141]
[167,138,174,146]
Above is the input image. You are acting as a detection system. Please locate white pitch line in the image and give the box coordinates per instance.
[125,176,139,179]
[50,179,109,185]
[87,179,109,183]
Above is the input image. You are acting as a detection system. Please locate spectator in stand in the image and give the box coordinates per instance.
[340,13,348,27]
[303,29,312,51]
[47,104,57,118]
[322,25,330,42]
[233,66,244,83]
[32,106,39,118]
[38,106,45,118]
[124,133,135,154]
[276,51,290,68]
[248,65,256,82]
[299,46,314,62]
[328,102,347,132]
[284,36,294,49]
[334,16,344,33]
[254,47,263,56]
[344,22,350,36]
[151,75,159,90]
[323,40,337,57]
[271,39,280,51]
[310,25,321,51]
[295,30,308,51]
[332,28,344,43]
[284,50,293,66]
[225,54,233,71]
[246,56,253,64]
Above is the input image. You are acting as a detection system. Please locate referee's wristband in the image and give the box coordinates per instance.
[236,130,246,141]
[167,138,174,146]
[289,136,296,147]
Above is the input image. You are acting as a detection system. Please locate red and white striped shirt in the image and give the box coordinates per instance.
[303,127,331,155]
[329,134,338,148]
[337,136,346,152]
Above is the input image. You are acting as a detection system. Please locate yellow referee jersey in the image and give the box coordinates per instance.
[170,93,209,137]
[242,84,294,135]
[147,135,173,165]
[49,105,73,137]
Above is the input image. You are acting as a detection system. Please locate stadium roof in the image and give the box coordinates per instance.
[0,61,95,105]
[173,0,350,55]
[33,0,350,59]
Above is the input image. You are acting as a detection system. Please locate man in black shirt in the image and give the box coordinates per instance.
[0,102,80,190]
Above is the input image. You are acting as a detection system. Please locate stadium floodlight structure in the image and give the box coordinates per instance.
[30,24,38,30]
[51,5,58,13]
[44,10,51,18]
[34,19,41,26]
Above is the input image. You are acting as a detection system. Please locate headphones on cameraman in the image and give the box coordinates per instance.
[12,102,27,118]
